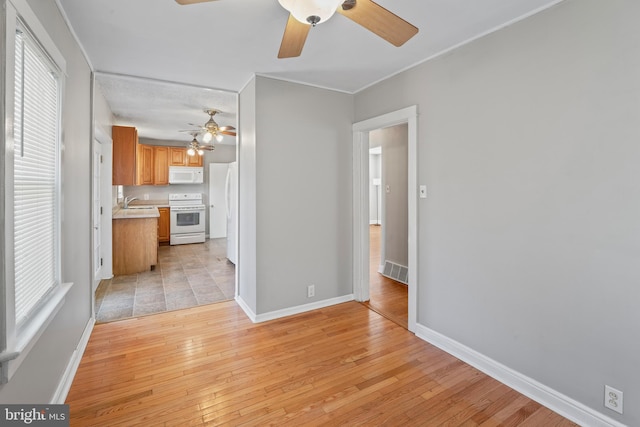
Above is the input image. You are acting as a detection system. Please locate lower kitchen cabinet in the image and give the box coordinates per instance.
[112,217,158,275]
[158,207,170,244]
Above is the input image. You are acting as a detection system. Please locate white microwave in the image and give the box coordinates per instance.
[169,166,203,184]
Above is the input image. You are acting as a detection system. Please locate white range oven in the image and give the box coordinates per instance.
[169,193,206,245]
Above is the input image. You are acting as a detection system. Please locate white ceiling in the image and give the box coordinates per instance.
[95,73,237,143]
[57,0,563,142]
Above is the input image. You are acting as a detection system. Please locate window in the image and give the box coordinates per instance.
[1,0,70,384]
[13,22,61,327]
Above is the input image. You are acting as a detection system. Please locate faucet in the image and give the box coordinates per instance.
[123,196,138,209]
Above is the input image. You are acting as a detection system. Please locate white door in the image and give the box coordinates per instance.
[209,163,229,239]
[92,140,102,290]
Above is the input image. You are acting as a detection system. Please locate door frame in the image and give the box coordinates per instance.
[352,105,418,332]
[92,139,102,291]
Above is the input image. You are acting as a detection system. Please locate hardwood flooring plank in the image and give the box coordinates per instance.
[66,300,576,426]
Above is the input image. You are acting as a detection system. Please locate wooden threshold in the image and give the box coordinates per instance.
[66,301,576,426]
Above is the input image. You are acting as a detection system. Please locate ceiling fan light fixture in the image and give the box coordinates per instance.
[215,133,223,142]
[202,132,213,143]
[198,149,204,156]
[278,0,343,26]
[187,147,196,156]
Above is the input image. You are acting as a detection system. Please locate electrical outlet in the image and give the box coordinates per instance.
[307,285,315,298]
[604,385,623,414]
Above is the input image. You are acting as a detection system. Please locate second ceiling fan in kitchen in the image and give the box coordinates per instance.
[174,0,419,58]
[181,109,236,156]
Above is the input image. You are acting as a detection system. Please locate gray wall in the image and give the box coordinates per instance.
[370,125,408,267]
[239,76,354,314]
[238,78,257,312]
[354,0,639,424]
[0,0,92,403]
[368,152,381,224]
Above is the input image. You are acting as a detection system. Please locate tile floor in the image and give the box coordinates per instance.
[95,238,235,323]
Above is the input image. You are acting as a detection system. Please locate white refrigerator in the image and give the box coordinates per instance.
[225,162,237,264]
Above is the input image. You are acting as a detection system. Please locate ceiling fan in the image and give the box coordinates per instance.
[185,109,236,143]
[174,0,419,58]
[185,132,215,156]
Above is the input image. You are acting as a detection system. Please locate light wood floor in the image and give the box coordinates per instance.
[363,225,409,329]
[66,301,576,426]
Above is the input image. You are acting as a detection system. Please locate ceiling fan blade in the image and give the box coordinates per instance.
[278,14,311,59]
[175,0,219,5]
[336,0,418,47]
[220,131,237,136]
[219,125,236,131]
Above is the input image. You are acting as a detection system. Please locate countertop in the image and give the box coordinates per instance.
[112,206,160,220]
[127,199,170,208]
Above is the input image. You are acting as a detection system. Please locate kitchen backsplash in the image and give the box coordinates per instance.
[123,184,206,202]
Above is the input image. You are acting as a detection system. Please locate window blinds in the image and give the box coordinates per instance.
[13,25,60,326]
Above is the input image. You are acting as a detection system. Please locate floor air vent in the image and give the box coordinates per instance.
[382,261,408,285]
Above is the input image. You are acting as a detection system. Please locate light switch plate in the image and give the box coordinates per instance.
[419,185,427,198]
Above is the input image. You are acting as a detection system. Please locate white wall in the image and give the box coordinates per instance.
[354,0,639,424]
[93,79,114,280]
[239,76,354,315]
[0,0,93,403]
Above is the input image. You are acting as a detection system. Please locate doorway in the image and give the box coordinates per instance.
[352,106,418,332]
[364,126,409,328]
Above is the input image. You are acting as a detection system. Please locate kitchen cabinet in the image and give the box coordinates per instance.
[158,207,170,244]
[113,125,159,186]
[112,215,158,275]
[169,147,187,166]
[137,143,154,185]
[186,152,203,167]
[153,146,169,185]
[169,147,203,167]
[112,125,138,185]
[114,129,202,186]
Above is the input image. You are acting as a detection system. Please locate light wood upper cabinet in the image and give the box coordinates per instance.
[112,126,138,185]
[169,146,204,167]
[113,125,156,186]
[169,147,187,166]
[153,146,169,185]
[137,144,154,185]
[113,129,202,186]
[186,152,203,167]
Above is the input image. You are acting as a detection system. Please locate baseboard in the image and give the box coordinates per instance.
[236,294,355,323]
[414,324,626,427]
[51,317,95,404]
[235,295,257,323]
